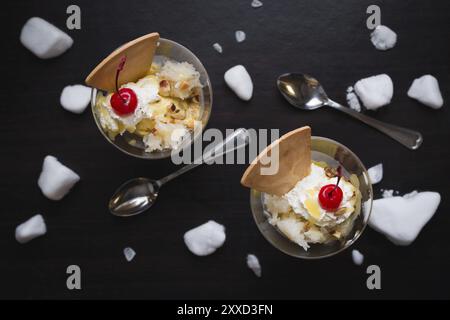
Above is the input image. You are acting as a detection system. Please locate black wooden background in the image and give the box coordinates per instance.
[1,0,449,299]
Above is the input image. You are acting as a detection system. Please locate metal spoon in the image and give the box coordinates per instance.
[109,128,251,217]
[277,73,423,150]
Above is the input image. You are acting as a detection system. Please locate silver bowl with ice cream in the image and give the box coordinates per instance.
[250,137,373,259]
[90,38,212,159]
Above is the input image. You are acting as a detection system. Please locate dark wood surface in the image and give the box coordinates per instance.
[1,0,449,299]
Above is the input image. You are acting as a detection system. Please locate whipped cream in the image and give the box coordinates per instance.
[143,122,189,152]
[264,162,360,251]
[284,163,356,227]
[102,76,160,130]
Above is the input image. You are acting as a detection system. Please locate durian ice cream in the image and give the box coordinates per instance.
[264,162,361,251]
[95,60,202,152]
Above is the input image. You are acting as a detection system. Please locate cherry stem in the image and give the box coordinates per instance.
[328,166,342,197]
[115,56,127,104]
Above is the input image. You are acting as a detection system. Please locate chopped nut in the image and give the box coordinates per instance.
[325,166,338,178]
[332,230,342,239]
[303,221,311,232]
[334,207,347,216]
[159,80,171,96]
[191,95,200,104]
[180,81,190,90]
[185,119,196,129]
[167,102,186,120]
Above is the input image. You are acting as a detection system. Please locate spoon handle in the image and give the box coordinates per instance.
[326,100,423,150]
[157,128,251,186]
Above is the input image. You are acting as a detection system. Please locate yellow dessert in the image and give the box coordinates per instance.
[95,60,202,152]
[264,162,361,251]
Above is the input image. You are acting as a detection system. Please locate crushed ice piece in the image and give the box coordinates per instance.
[369,191,441,245]
[346,86,362,112]
[235,30,246,43]
[368,163,383,184]
[224,65,253,101]
[212,43,223,54]
[15,214,47,244]
[20,17,73,59]
[123,247,136,262]
[246,254,262,277]
[184,221,226,256]
[381,189,395,198]
[251,0,263,8]
[354,74,393,110]
[38,155,80,200]
[60,85,91,114]
[407,75,444,109]
[352,249,364,266]
[370,25,397,51]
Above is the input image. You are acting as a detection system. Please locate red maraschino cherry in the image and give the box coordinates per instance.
[318,166,343,211]
[110,56,138,116]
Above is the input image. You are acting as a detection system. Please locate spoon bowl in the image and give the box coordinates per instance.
[109,178,160,217]
[277,73,328,110]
